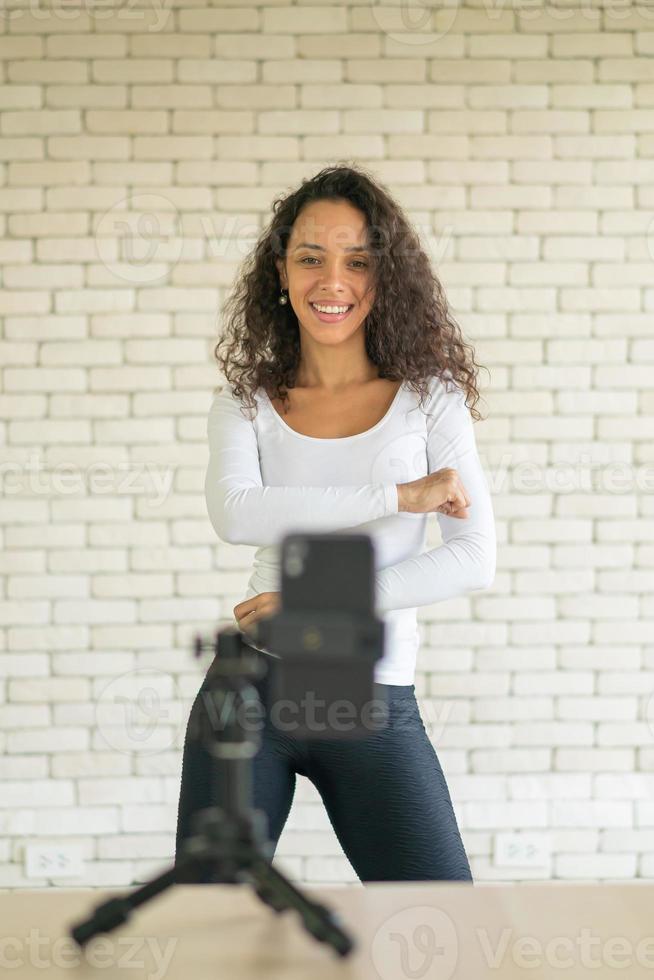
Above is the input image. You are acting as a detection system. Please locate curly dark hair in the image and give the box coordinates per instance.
[212,161,488,422]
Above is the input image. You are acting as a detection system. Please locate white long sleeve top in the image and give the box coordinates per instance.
[204,373,496,685]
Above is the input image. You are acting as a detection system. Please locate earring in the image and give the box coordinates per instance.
[278,289,288,306]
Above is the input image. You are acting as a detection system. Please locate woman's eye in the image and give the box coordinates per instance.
[300,257,367,268]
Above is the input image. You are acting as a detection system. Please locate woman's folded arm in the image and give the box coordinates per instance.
[374,381,496,614]
[205,386,398,546]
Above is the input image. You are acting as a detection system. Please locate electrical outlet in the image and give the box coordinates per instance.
[24,844,85,879]
[494,832,551,868]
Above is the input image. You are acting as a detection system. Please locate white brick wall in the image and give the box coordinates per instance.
[1,1,653,891]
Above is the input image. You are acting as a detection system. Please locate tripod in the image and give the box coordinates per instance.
[68,626,355,958]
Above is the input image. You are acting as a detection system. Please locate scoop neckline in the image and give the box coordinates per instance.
[261,380,405,443]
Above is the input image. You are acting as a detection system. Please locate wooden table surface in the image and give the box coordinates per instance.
[2,880,653,978]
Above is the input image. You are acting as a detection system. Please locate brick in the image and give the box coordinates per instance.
[121,804,181,832]
[177,59,255,84]
[594,109,654,131]
[0,341,37,365]
[47,85,128,109]
[555,853,637,878]
[53,600,136,625]
[78,777,164,805]
[465,801,548,829]
[216,135,298,159]
[351,58,424,83]
[0,705,49,728]
[553,32,633,56]
[131,33,210,58]
[600,58,654,82]
[429,109,506,133]
[0,780,74,807]
[598,672,654,694]
[474,696,554,721]
[551,801,633,827]
[179,9,259,33]
[471,85,548,109]
[265,59,341,83]
[513,722,594,746]
[303,134,384,159]
[0,757,48,780]
[557,697,637,720]
[133,136,213,159]
[9,61,88,84]
[436,724,511,749]
[470,36,547,58]
[8,728,89,753]
[219,85,296,109]
[218,35,294,61]
[551,84,632,108]
[510,773,592,799]
[0,137,43,161]
[555,748,634,771]
[98,833,173,859]
[8,160,89,185]
[0,86,42,110]
[92,59,173,84]
[429,672,510,697]
[2,110,81,135]
[86,110,169,132]
[0,38,43,57]
[47,34,127,57]
[597,723,654,745]
[263,8,346,33]
[301,84,381,109]
[555,134,635,156]
[473,186,553,208]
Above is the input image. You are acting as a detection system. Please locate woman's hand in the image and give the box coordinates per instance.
[233,591,282,635]
[397,468,471,518]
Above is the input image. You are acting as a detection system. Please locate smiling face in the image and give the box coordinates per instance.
[274,198,376,356]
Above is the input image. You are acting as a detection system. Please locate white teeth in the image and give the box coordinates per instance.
[312,303,350,314]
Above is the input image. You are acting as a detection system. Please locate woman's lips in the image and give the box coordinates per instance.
[309,302,354,323]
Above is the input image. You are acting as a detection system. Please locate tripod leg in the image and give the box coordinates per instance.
[253,880,286,913]
[69,866,178,947]
[245,851,355,957]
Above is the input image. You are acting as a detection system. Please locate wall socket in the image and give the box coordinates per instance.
[24,844,85,879]
[494,832,552,868]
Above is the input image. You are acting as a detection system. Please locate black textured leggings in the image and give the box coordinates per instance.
[174,654,473,885]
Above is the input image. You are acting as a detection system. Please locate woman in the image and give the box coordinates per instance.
[175,163,496,885]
